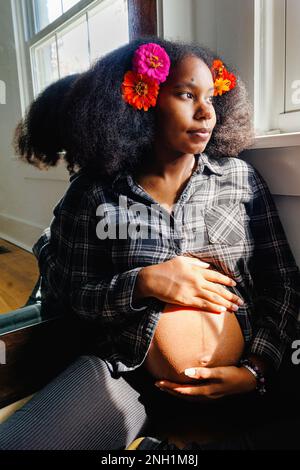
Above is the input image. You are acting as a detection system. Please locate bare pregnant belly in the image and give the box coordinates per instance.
[142,303,245,384]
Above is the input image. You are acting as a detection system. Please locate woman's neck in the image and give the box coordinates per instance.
[135,146,197,184]
[133,150,198,212]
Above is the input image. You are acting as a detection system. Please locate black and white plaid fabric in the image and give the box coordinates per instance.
[33,152,300,378]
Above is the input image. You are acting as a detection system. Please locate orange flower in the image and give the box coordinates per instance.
[211,59,237,95]
[223,68,236,90]
[211,59,225,79]
[121,70,159,111]
[214,77,232,96]
[212,59,223,69]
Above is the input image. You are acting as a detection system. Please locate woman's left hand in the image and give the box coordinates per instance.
[155,365,257,402]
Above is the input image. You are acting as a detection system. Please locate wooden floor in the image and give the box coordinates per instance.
[0,239,39,314]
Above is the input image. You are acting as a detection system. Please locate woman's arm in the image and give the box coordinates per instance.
[32,195,149,327]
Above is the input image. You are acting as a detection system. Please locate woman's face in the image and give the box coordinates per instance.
[154,55,217,156]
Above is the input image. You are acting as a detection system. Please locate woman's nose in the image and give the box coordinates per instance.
[194,103,213,120]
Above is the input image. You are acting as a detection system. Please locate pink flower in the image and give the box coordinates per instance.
[132,43,171,83]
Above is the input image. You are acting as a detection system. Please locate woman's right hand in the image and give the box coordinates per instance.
[135,255,244,313]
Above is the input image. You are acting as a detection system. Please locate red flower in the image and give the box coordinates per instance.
[121,70,159,111]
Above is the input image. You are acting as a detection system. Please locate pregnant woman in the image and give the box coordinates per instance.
[1,36,299,450]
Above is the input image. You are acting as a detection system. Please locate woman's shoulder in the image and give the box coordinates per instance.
[215,155,255,174]
[66,168,116,210]
[203,155,261,196]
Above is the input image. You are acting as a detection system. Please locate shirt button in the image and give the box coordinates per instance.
[174,247,181,255]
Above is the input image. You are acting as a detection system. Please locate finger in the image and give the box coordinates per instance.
[173,384,225,399]
[183,367,222,380]
[159,382,216,398]
[156,380,208,394]
[182,256,210,268]
[194,287,242,312]
[156,381,224,401]
[158,387,208,402]
[202,270,237,287]
[155,382,191,399]
[155,380,182,388]
[204,281,244,306]
[189,297,227,314]
[156,377,212,389]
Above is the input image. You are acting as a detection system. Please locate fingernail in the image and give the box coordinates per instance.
[218,306,227,312]
[184,368,196,377]
[231,281,237,286]
[231,304,239,311]
[238,299,244,306]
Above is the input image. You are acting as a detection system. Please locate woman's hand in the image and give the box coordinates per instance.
[154,365,257,402]
[134,255,244,314]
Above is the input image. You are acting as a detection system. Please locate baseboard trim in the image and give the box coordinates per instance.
[0,213,45,252]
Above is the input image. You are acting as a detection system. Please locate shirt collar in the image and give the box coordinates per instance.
[197,152,224,176]
[69,168,85,183]
[111,152,223,189]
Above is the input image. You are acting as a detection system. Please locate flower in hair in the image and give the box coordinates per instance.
[211,59,236,96]
[132,43,171,83]
[121,70,159,111]
[121,42,170,111]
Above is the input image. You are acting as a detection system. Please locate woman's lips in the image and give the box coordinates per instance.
[187,130,210,141]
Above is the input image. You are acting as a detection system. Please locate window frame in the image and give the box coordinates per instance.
[254,0,300,137]
[11,0,157,114]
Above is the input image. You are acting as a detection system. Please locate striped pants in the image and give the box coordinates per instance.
[0,356,149,450]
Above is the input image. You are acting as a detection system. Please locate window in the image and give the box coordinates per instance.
[29,0,129,95]
[12,0,157,109]
[279,0,300,132]
[254,0,300,136]
[33,0,82,32]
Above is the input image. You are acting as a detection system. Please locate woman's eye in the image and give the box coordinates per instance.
[207,96,214,104]
[179,92,194,100]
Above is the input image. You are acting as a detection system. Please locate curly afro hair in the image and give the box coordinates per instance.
[13,73,81,173]
[14,36,254,180]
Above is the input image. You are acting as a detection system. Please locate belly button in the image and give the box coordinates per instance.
[198,356,210,366]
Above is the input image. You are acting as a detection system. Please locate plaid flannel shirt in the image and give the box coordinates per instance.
[33,152,300,378]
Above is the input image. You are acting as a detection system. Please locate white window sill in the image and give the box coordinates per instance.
[250,132,300,150]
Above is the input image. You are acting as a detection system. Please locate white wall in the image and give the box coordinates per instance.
[161,0,255,103]
[0,1,69,252]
